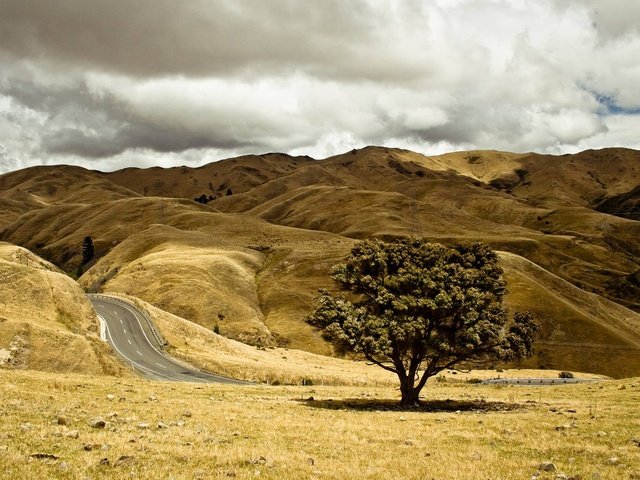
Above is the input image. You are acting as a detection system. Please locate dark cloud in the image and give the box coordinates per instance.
[0,0,418,82]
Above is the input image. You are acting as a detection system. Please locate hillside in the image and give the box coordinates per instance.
[1,147,639,377]
[0,243,121,375]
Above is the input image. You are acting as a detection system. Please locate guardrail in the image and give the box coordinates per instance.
[87,293,168,350]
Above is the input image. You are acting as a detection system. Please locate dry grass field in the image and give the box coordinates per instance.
[0,369,637,480]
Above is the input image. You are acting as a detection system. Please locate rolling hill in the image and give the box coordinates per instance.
[0,146,639,377]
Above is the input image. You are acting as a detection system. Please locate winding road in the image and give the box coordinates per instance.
[89,295,246,384]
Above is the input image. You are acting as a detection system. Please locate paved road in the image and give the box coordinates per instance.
[89,295,247,384]
[482,378,599,386]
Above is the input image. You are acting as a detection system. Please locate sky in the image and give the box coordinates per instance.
[1,0,639,173]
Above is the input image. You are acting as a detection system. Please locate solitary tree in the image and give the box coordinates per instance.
[82,236,94,265]
[306,238,538,406]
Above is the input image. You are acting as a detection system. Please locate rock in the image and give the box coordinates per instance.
[182,411,192,418]
[539,462,557,472]
[97,458,110,466]
[89,418,106,429]
[595,431,607,437]
[148,395,157,402]
[106,394,115,401]
[115,455,135,466]
[64,430,79,439]
[631,438,640,447]
[307,457,315,466]
[567,409,577,413]
[176,420,186,427]
[607,457,620,465]
[57,416,69,426]
[471,452,482,461]
[19,423,32,432]
[555,474,568,479]
[157,422,168,429]
[137,422,150,430]
[30,453,59,460]
[618,385,626,390]
[106,412,118,419]
[556,424,572,432]
[84,443,100,451]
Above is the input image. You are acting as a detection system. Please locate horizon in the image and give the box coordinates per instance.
[1,144,637,176]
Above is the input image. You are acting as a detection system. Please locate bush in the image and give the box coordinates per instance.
[559,371,574,379]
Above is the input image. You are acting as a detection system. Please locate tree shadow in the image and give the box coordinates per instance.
[298,397,523,413]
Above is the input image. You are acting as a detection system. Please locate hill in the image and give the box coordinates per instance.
[1,146,639,377]
[0,243,121,375]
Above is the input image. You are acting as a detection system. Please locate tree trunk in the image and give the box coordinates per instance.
[398,375,421,407]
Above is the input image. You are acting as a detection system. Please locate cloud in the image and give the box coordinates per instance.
[0,0,639,173]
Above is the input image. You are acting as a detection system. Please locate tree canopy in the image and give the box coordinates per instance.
[81,236,94,265]
[306,238,538,406]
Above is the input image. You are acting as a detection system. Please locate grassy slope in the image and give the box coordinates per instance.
[0,369,637,480]
[0,243,122,375]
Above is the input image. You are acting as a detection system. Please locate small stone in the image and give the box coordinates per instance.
[157,422,168,429]
[84,443,100,451]
[631,438,640,447]
[106,394,115,401]
[118,397,126,402]
[89,418,106,429]
[471,452,482,460]
[20,423,32,432]
[106,412,118,419]
[176,420,186,427]
[57,416,69,426]
[181,411,192,418]
[98,458,110,466]
[540,462,557,472]
[618,385,626,390]
[137,422,150,430]
[64,430,79,439]
[148,395,157,402]
[556,424,572,432]
[306,457,315,466]
[59,461,69,471]
[555,474,568,480]
[115,455,135,466]
[607,457,619,465]
[567,409,577,413]
[595,431,607,437]
[568,457,576,464]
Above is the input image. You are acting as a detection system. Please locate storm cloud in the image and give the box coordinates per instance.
[0,0,639,172]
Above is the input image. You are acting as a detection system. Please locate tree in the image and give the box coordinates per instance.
[82,236,94,265]
[306,238,539,406]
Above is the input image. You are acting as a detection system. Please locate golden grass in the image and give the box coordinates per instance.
[0,243,123,376]
[0,369,637,479]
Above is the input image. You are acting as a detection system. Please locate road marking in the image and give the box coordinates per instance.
[113,311,119,316]
[137,350,143,356]
[97,314,107,341]
[156,363,168,369]
[128,339,132,345]
[123,328,126,334]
